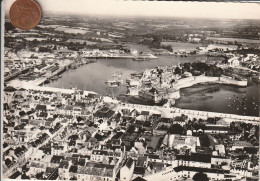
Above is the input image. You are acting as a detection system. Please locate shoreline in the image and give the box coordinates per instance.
[118,103,259,124]
[82,54,157,59]
[173,75,247,91]
[127,75,248,98]
[6,82,259,123]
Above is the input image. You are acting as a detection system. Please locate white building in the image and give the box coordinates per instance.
[227,57,240,67]
[120,158,135,181]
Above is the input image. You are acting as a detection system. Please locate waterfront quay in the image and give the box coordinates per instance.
[117,102,259,124]
[7,81,260,124]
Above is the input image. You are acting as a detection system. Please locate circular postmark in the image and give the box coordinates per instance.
[9,0,42,30]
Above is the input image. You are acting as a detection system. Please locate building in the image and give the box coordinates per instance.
[139,87,179,103]
[120,158,135,181]
[227,57,240,67]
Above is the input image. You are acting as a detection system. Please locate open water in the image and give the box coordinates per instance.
[48,55,259,116]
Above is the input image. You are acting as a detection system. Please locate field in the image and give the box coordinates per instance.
[206,37,260,44]
[24,38,47,42]
[38,25,60,29]
[66,39,97,45]
[161,42,202,51]
[55,27,90,34]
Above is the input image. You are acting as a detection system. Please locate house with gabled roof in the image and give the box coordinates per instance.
[120,158,135,181]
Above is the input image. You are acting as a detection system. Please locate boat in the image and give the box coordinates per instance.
[44,79,50,84]
[133,57,150,61]
[105,80,121,87]
[53,75,61,80]
[50,76,59,81]
[113,71,123,79]
[105,71,124,87]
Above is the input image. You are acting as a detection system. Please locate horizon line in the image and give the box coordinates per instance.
[4,10,260,21]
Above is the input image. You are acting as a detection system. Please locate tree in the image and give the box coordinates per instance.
[183,63,191,71]
[143,121,151,127]
[5,158,12,167]
[77,116,84,122]
[116,112,121,119]
[127,125,135,134]
[151,36,162,49]
[36,172,44,179]
[53,114,58,119]
[174,67,182,75]
[193,172,209,181]
[159,124,169,131]
[168,124,184,135]
[32,39,38,45]
[21,173,30,180]
[107,121,111,126]
[19,111,26,116]
[161,45,173,52]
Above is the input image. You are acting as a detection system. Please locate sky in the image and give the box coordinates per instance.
[4,0,260,20]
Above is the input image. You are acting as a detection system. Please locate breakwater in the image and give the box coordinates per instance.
[174,75,247,90]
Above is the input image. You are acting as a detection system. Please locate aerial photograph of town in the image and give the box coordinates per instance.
[2,0,260,181]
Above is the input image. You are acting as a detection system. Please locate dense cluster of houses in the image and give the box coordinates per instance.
[127,66,183,102]
[2,85,259,180]
[4,47,73,84]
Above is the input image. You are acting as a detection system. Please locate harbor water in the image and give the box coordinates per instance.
[48,55,259,117]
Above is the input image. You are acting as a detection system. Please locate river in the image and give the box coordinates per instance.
[48,55,259,117]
